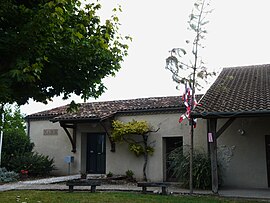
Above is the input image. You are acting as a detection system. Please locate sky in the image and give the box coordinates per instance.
[20,0,270,115]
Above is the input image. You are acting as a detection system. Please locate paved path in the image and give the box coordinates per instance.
[0,175,269,200]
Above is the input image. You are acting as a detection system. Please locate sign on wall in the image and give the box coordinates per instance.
[43,129,58,136]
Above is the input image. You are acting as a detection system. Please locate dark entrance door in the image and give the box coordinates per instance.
[86,134,106,174]
[265,135,270,187]
[165,137,183,182]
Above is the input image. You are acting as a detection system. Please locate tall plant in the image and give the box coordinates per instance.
[165,0,214,193]
[168,146,223,189]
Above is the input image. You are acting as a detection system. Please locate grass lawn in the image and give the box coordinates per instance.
[0,191,263,203]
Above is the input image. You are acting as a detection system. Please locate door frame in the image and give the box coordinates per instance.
[86,133,106,174]
[163,136,183,182]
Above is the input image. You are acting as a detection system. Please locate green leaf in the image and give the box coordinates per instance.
[74,32,83,39]
[55,7,63,15]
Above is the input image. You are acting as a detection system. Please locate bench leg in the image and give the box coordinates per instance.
[142,186,147,194]
[91,186,96,193]
[69,186,74,193]
[161,186,167,195]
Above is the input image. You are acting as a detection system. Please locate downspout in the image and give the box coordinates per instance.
[27,117,30,137]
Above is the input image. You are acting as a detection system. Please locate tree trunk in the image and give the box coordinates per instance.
[142,135,148,181]
[0,104,4,167]
[190,120,194,194]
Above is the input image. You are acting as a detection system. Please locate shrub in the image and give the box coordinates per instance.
[106,171,113,178]
[168,146,222,189]
[7,152,55,177]
[1,130,34,168]
[1,106,55,177]
[125,169,134,179]
[1,106,35,168]
[0,167,18,183]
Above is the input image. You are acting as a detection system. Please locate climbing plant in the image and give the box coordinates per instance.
[112,120,158,181]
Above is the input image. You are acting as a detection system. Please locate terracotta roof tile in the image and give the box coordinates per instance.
[27,96,191,121]
[193,64,270,118]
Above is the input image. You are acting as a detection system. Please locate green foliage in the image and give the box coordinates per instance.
[1,106,35,169]
[112,120,151,141]
[106,171,113,178]
[112,120,156,181]
[0,0,130,105]
[125,169,134,179]
[0,167,18,183]
[7,152,55,176]
[112,120,154,157]
[129,144,154,157]
[128,143,144,156]
[1,106,55,177]
[168,146,221,189]
[2,106,34,160]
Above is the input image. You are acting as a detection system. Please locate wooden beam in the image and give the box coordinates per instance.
[72,124,76,152]
[99,121,115,152]
[60,122,76,153]
[207,118,218,194]
[216,117,235,139]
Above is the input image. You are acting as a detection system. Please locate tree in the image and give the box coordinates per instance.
[2,106,34,157]
[0,0,130,105]
[112,120,158,181]
[1,105,33,168]
[1,105,55,176]
[165,0,213,194]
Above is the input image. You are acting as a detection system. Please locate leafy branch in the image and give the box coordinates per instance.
[165,0,215,91]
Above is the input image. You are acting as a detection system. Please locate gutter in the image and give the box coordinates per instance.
[192,110,270,119]
[50,117,100,123]
[116,107,184,115]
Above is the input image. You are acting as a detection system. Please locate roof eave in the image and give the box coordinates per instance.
[116,106,184,115]
[192,110,270,119]
[50,117,101,123]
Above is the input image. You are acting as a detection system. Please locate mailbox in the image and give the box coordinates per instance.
[64,156,74,163]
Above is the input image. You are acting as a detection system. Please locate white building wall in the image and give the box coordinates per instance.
[217,117,268,188]
[28,114,269,188]
[28,113,206,181]
[106,112,205,181]
[28,120,80,175]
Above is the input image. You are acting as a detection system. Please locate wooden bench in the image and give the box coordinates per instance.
[66,179,101,192]
[137,182,170,195]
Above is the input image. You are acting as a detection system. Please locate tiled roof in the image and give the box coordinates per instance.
[27,96,187,122]
[193,64,270,118]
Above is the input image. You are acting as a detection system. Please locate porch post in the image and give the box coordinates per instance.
[207,118,218,194]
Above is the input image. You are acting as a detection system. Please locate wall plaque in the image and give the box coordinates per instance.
[43,129,58,136]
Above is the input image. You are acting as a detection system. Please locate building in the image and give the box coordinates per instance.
[26,96,205,182]
[27,64,270,190]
